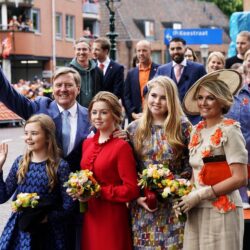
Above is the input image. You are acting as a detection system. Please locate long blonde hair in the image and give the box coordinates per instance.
[133,76,189,159]
[17,114,61,191]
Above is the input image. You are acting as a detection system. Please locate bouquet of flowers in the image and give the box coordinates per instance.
[138,163,174,209]
[162,178,195,221]
[161,179,194,198]
[11,193,40,212]
[64,169,101,212]
[138,163,174,190]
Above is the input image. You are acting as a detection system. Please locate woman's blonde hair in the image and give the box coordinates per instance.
[17,114,61,191]
[194,79,233,114]
[88,91,123,128]
[206,51,225,72]
[133,76,188,159]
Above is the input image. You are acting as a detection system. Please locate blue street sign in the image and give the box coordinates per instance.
[164,28,223,45]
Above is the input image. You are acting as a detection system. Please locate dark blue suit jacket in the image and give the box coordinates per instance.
[123,62,159,121]
[0,69,90,171]
[156,60,206,102]
[155,60,206,124]
[103,60,124,99]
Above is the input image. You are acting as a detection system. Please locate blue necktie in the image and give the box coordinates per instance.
[62,110,71,156]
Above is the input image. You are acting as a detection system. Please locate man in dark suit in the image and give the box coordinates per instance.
[156,37,206,102]
[156,37,206,124]
[92,37,124,99]
[124,40,159,122]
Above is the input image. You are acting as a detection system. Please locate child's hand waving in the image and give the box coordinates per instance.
[0,143,8,171]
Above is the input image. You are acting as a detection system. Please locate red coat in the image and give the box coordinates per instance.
[80,131,139,250]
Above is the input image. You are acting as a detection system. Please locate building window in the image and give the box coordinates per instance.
[173,22,182,29]
[56,58,72,67]
[56,13,62,38]
[66,15,75,39]
[83,19,99,38]
[31,9,40,33]
[134,19,155,40]
[152,51,161,64]
[144,20,155,40]
[162,22,182,29]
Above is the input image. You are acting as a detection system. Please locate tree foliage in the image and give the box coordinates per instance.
[199,0,243,17]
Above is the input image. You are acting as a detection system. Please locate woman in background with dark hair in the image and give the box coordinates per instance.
[185,47,198,62]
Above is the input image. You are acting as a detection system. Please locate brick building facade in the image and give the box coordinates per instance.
[99,0,230,72]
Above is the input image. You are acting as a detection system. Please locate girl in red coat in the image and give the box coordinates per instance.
[80,91,139,250]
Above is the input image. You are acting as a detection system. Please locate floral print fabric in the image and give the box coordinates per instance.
[127,118,191,249]
[189,118,248,210]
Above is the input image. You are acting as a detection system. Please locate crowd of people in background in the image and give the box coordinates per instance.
[12,78,52,99]
[8,14,33,31]
[0,31,250,250]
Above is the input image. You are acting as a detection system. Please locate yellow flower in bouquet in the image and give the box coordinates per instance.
[162,179,195,222]
[11,193,40,212]
[138,163,174,210]
[64,169,101,212]
[162,179,194,198]
[138,163,174,191]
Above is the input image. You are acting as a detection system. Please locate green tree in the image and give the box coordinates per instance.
[200,0,243,17]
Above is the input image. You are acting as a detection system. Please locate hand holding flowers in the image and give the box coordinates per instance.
[11,193,40,212]
[138,163,174,210]
[138,163,174,190]
[64,169,101,212]
[138,163,195,220]
[163,179,195,221]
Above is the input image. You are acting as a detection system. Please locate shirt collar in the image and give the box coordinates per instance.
[139,62,152,71]
[98,57,110,68]
[57,102,78,117]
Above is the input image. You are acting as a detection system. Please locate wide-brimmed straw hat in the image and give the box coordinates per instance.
[182,69,242,115]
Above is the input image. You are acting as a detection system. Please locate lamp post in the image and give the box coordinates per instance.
[200,44,209,66]
[105,0,120,61]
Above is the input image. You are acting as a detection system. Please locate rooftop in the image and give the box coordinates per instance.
[99,0,229,42]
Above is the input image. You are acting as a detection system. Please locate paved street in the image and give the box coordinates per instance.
[0,126,25,234]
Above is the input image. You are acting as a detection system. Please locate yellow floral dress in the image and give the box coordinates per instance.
[184,118,248,250]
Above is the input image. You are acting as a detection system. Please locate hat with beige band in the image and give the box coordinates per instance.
[182,69,242,115]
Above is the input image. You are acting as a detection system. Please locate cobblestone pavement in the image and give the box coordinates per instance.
[0,126,25,234]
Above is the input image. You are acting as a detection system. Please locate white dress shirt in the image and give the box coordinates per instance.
[98,57,111,75]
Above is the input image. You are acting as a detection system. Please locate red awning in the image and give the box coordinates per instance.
[0,102,23,124]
